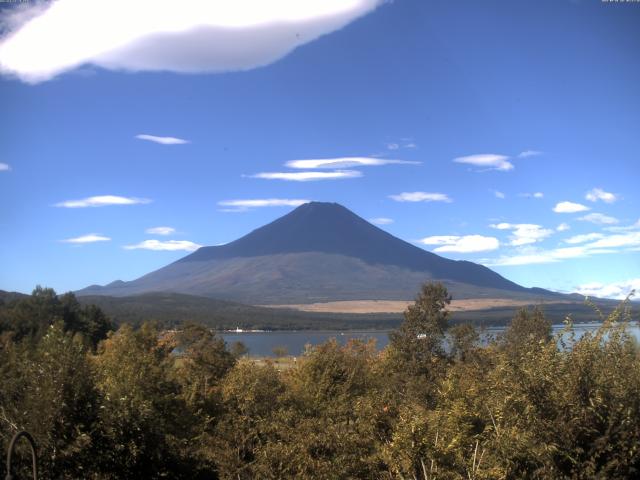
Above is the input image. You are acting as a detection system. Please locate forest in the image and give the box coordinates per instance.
[1,284,639,479]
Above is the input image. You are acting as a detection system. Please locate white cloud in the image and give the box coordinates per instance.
[61,233,111,244]
[218,198,309,212]
[557,223,570,232]
[252,170,361,181]
[453,154,513,171]
[420,235,500,253]
[588,232,640,249]
[0,0,383,83]
[54,195,151,208]
[0,163,10,171]
[575,279,640,300]
[553,201,590,213]
[483,247,588,266]
[386,143,399,150]
[483,231,640,266]
[579,213,619,225]
[389,192,452,203]
[136,134,189,145]
[369,217,393,225]
[490,222,554,246]
[285,157,419,169]
[145,226,176,236]
[563,233,604,244]
[585,188,617,203]
[490,223,512,230]
[124,239,201,252]
[517,150,542,158]
[493,190,506,199]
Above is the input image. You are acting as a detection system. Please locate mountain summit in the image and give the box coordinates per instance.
[78,202,551,304]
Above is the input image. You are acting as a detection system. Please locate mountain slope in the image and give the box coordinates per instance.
[78,202,560,304]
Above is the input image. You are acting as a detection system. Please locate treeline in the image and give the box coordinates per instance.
[1,284,639,479]
[78,292,403,331]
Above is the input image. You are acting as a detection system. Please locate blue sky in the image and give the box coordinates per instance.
[1,0,639,299]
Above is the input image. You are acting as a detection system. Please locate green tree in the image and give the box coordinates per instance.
[501,306,552,357]
[449,323,480,362]
[256,339,384,479]
[211,362,285,480]
[175,322,236,405]
[0,323,100,479]
[385,282,452,404]
[389,282,452,362]
[0,287,112,347]
[93,323,189,478]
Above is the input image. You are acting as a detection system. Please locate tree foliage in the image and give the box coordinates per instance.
[1,284,639,479]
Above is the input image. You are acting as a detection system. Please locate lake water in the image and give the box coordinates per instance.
[221,323,640,357]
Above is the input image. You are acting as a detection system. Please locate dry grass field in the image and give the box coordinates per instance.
[260,298,570,314]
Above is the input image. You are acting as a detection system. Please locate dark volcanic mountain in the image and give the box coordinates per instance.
[78,202,559,304]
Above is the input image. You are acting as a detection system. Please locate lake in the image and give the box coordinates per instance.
[221,323,640,357]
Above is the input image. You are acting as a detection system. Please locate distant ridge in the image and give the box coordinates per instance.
[78,202,562,304]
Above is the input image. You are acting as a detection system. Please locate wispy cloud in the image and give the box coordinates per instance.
[553,201,590,213]
[0,0,384,83]
[145,226,176,236]
[575,279,640,300]
[386,141,417,150]
[585,187,618,203]
[490,223,554,246]
[420,235,500,253]
[517,150,542,158]
[124,240,201,252]
[285,157,419,169]
[136,134,189,145]
[587,231,640,249]
[61,233,111,244]
[557,223,571,232]
[483,246,593,266]
[563,233,604,244]
[218,198,309,212]
[579,213,619,225]
[252,156,417,182]
[483,231,640,266]
[369,217,394,225]
[252,170,362,181]
[520,192,544,199]
[454,149,542,172]
[389,192,452,203]
[492,190,506,199]
[0,162,10,171]
[453,154,513,172]
[605,218,640,232]
[54,195,151,208]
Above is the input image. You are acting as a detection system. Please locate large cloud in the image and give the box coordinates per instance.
[419,235,500,253]
[490,222,554,246]
[575,279,640,300]
[0,0,384,83]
